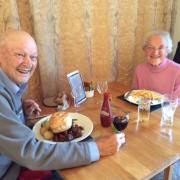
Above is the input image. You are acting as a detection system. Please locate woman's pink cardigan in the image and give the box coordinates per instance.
[133,58,180,98]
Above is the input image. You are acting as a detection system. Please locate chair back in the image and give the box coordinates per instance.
[173,41,180,64]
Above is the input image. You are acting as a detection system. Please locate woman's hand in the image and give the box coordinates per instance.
[23,99,41,118]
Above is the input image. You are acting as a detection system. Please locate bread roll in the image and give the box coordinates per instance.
[49,112,72,133]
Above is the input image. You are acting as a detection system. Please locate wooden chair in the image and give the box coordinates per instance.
[173,41,180,64]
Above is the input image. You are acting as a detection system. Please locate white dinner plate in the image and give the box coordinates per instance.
[32,112,93,144]
[124,90,163,106]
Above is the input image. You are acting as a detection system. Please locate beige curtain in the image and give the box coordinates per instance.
[0,0,177,102]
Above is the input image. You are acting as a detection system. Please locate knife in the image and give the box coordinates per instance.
[124,91,131,100]
[27,114,51,121]
[26,114,51,128]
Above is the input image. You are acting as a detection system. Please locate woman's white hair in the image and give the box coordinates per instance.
[142,31,173,54]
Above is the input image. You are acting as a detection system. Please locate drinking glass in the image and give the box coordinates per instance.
[161,94,179,127]
[96,80,108,104]
[112,110,129,146]
[71,85,83,110]
[71,90,79,108]
[111,107,129,133]
[96,80,108,95]
[112,115,129,132]
[138,98,151,122]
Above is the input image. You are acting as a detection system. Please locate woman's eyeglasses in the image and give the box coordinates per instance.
[145,46,167,53]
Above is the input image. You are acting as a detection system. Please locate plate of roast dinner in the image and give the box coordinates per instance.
[33,112,93,144]
[124,89,163,106]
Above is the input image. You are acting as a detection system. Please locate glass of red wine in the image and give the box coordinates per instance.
[112,114,129,133]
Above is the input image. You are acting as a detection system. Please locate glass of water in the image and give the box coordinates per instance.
[138,98,151,122]
[161,94,179,127]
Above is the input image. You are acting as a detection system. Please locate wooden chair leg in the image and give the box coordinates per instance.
[164,165,173,180]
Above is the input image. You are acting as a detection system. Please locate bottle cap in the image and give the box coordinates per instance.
[104,92,110,97]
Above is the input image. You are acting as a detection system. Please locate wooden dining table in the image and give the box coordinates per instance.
[38,82,180,180]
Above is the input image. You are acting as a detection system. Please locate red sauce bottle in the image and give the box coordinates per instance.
[100,92,112,127]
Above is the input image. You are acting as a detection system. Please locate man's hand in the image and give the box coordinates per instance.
[96,133,125,156]
[23,99,41,117]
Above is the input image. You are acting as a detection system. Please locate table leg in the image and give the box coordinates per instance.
[164,165,172,180]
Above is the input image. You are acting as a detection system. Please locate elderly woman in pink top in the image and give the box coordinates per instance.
[133,31,180,98]
[133,31,180,180]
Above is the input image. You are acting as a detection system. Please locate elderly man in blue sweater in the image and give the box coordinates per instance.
[0,30,125,179]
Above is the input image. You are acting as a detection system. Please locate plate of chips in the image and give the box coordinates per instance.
[124,89,163,105]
